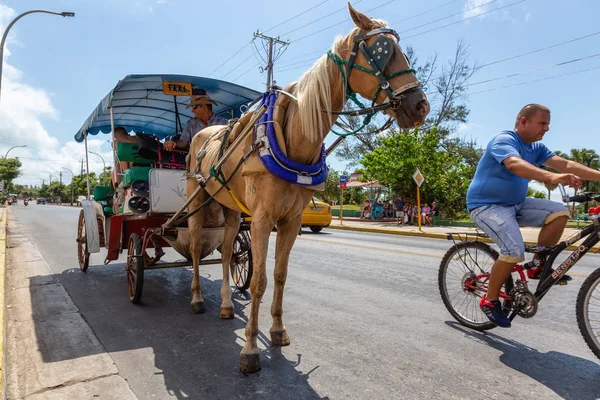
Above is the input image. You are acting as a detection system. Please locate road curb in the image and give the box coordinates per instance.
[0,208,7,394]
[327,223,597,252]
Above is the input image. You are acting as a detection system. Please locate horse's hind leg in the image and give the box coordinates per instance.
[270,215,302,346]
[219,208,241,319]
[187,179,209,314]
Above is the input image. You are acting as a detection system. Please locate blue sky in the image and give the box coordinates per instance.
[0,0,598,194]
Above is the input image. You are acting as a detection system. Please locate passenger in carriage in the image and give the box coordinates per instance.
[163,89,228,151]
[112,126,143,187]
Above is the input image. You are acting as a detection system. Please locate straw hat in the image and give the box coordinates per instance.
[186,88,218,108]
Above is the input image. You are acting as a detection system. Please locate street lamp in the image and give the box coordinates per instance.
[0,10,75,102]
[4,144,27,158]
[89,151,106,185]
[62,167,75,206]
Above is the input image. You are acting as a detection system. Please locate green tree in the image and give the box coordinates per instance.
[527,187,546,199]
[321,166,340,204]
[335,40,481,169]
[70,174,99,196]
[0,158,22,186]
[99,166,113,187]
[359,127,474,217]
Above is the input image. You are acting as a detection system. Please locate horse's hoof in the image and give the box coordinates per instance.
[220,306,234,319]
[240,353,261,374]
[270,329,290,346]
[191,301,205,314]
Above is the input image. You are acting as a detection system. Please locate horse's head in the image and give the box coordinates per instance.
[334,4,430,129]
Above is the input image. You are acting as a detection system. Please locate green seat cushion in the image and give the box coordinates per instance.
[93,186,112,202]
[122,167,152,186]
[117,142,155,164]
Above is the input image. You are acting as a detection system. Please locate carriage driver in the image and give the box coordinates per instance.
[163,89,228,151]
[467,103,600,328]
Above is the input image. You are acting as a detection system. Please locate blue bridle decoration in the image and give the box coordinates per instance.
[254,92,328,186]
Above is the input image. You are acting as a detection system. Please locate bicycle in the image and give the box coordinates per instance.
[438,189,600,361]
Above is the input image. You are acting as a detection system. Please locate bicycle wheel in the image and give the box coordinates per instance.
[438,241,513,331]
[576,267,600,360]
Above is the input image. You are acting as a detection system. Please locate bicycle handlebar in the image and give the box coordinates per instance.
[564,192,600,203]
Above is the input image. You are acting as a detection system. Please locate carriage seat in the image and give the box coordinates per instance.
[116,142,156,164]
[122,166,152,186]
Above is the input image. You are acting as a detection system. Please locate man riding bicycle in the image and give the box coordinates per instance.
[466,104,600,328]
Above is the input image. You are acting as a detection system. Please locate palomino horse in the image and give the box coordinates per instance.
[186,4,430,373]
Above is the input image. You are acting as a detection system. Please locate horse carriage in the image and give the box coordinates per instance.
[74,5,429,373]
[74,74,260,304]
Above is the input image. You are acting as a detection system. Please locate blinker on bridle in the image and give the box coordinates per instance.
[326,27,422,118]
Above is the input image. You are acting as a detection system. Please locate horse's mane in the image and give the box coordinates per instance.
[294,19,388,143]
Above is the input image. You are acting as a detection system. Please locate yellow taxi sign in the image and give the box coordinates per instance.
[162,81,192,96]
[413,168,425,187]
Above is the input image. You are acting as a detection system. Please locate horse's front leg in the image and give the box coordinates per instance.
[219,208,241,319]
[270,214,302,346]
[240,214,273,373]
[187,181,208,314]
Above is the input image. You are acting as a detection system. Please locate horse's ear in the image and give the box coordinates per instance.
[348,2,374,31]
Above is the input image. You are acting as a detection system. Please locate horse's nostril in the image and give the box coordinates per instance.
[417,99,430,115]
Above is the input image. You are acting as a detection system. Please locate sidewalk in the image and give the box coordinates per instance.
[328,217,598,251]
[2,208,137,399]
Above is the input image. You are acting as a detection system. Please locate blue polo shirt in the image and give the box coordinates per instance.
[466,130,555,211]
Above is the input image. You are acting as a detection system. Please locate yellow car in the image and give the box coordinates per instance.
[301,197,332,233]
[242,197,332,233]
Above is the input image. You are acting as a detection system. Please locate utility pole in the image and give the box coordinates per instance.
[253,31,290,91]
[59,171,63,186]
[80,159,84,176]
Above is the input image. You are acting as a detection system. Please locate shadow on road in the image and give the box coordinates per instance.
[445,321,600,400]
[28,265,325,399]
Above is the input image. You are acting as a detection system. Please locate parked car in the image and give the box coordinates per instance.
[242,197,332,233]
[36,198,46,205]
[301,197,332,233]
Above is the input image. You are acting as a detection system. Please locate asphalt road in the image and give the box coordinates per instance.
[7,203,600,399]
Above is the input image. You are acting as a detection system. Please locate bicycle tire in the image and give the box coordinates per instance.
[438,241,513,331]
[576,267,600,361]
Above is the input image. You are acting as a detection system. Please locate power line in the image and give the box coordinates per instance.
[207,40,253,77]
[398,0,502,34]
[464,52,600,89]
[208,1,349,77]
[263,0,332,34]
[232,61,261,83]
[404,0,526,40]
[291,0,398,43]
[277,0,526,71]
[280,0,365,37]
[477,30,600,69]
[394,0,461,24]
[219,52,257,80]
[469,64,600,95]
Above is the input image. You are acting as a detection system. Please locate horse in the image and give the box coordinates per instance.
[186,3,430,373]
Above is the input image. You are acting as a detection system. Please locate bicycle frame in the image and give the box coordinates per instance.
[505,217,600,320]
[534,220,599,298]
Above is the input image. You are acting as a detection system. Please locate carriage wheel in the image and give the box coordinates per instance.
[77,210,90,272]
[127,233,145,304]
[230,230,253,291]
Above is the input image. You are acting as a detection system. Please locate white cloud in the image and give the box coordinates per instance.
[0,4,112,187]
[463,0,503,19]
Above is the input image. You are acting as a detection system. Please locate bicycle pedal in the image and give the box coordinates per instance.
[558,280,568,286]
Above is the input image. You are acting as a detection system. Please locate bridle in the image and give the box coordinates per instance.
[326,27,423,119]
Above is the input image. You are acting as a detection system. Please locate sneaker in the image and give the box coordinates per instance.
[480,295,511,328]
[526,266,572,282]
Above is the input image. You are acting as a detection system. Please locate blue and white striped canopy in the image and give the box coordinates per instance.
[74,74,261,142]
